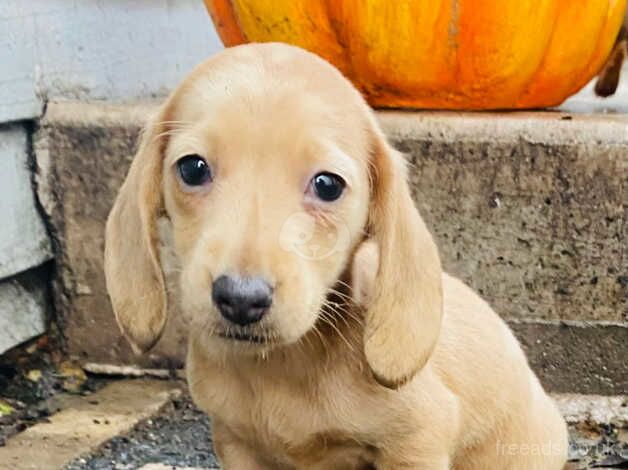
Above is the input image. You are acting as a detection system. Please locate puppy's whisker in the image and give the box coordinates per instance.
[310,322,331,360]
[318,308,356,354]
[327,283,353,296]
[327,301,361,327]
[324,305,354,334]
[323,300,364,330]
[324,289,362,316]
[333,279,357,294]
[326,287,355,303]
[322,301,360,327]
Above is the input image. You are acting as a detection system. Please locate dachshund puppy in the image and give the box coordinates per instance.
[105,43,568,469]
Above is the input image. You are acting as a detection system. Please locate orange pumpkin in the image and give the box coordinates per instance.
[204,0,626,110]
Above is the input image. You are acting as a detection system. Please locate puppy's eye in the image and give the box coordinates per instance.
[177,154,212,186]
[311,172,345,202]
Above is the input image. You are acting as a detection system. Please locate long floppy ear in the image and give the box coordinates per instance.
[104,112,168,354]
[361,127,443,389]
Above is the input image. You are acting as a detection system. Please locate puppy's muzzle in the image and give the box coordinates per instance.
[212,275,273,326]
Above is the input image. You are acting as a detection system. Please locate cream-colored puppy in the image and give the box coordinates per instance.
[104,43,568,469]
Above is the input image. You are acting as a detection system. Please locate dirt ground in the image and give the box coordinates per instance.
[0,334,107,446]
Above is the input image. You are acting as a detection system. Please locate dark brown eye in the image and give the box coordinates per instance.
[177,155,212,186]
[311,172,345,202]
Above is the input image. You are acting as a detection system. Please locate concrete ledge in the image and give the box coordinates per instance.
[512,321,628,395]
[554,393,628,428]
[34,102,627,393]
[379,110,628,145]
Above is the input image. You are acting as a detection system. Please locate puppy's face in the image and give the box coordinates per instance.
[161,48,371,352]
[105,44,443,387]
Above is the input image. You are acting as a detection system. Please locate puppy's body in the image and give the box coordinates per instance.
[189,274,566,469]
[104,43,567,469]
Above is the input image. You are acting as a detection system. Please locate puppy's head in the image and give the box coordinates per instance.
[104,43,443,388]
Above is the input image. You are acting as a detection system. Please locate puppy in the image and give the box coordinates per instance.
[104,43,568,469]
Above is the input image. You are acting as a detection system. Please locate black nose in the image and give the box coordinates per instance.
[212,275,272,326]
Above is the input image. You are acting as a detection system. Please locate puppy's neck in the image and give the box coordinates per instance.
[257,300,365,382]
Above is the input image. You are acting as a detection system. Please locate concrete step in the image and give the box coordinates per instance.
[0,379,182,470]
[34,101,627,394]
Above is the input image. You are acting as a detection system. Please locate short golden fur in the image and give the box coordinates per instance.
[105,43,568,469]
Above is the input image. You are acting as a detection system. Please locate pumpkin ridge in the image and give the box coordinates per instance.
[206,0,248,45]
[322,0,355,86]
[447,0,462,92]
[514,1,562,108]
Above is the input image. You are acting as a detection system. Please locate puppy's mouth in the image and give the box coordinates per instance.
[217,331,270,344]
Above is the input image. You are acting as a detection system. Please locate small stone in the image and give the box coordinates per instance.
[57,360,88,393]
[0,400,14,417]
[26,369,42,382]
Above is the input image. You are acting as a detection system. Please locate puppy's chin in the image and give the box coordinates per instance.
[197,320,281,356]
[188,302,323,357]
[198,334,272,358]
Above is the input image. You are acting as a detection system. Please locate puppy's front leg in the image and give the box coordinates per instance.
[376,453,450,470]
[212,419,271,470]
[375,437,452,470]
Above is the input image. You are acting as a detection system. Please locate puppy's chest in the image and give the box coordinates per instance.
[208,370,377,467]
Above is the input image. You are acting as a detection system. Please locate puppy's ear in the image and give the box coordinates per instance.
[361,127,443,389]
[351,240,379,307]
[104,112,168,354]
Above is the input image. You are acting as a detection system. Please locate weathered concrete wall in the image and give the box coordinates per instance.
[35,102,627,394]
[379,112,626,324]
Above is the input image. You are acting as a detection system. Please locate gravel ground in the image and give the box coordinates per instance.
[65,393,218,470]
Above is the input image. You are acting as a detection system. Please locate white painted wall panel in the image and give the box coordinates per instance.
[0,125,52,279]
[0,5,41,122]
[0,272,47,353]
[0,0,223,123]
